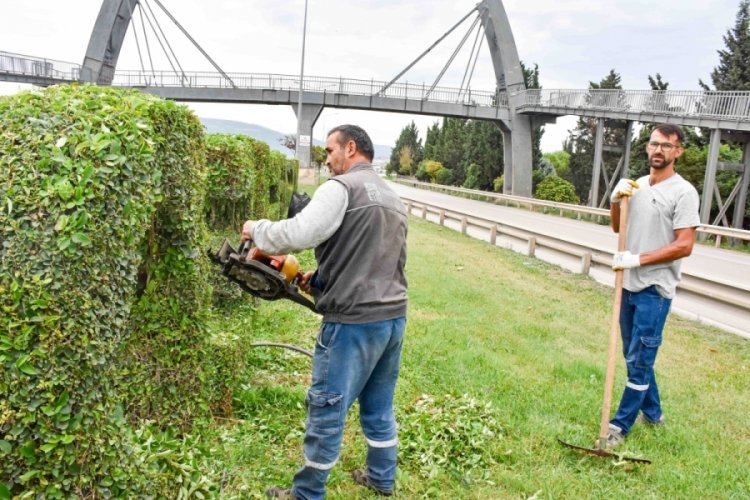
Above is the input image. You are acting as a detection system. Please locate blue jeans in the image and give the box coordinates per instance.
[291,317,406,500]
[610,286,671,436]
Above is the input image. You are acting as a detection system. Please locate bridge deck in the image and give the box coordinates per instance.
[3,50,750,129]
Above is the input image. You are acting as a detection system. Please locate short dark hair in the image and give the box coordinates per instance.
[327,124,375,161]
[652,123,685,145]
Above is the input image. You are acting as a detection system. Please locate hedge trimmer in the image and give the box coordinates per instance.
[207,238,316,313]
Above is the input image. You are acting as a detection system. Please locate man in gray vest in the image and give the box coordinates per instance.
[242,124,408,499]
[602,123,700,449]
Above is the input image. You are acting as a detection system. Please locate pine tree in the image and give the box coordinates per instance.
[437,117,468,185]
[700,0,750,91]
[697,1,750,228]
[564,69,624,203]
[461,120,504,190]
[423,122,442,161]
[521,62,544,170]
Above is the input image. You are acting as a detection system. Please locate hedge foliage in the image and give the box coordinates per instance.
[0,84,295,495]
[205,133,297,231]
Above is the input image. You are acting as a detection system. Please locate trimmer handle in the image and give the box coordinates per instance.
[238,238,253,256]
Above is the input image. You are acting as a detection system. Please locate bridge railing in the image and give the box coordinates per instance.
[522,89,750,120]
[0,51,80,81]
[111,69,502,106]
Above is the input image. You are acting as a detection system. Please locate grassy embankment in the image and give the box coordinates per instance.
[205,182,749,499]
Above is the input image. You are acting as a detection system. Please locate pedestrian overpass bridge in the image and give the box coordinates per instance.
[1,0,748,230]
[5,52,750,132]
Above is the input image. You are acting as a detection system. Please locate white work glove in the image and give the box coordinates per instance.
[610,179,639,203]
[612,251,641,270]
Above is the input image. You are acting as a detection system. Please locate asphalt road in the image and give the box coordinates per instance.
[388,181,750,339]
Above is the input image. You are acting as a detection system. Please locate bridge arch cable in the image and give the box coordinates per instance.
[150,0,236,88]
[425,14,481,100]
[133,0,175,81]
[123,1,149,79]
[140,0,189,85]
[135,1,158,80]
[375,6,478,97]
[457,18,483,103]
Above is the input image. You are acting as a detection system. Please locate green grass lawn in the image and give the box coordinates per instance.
[207,215,750,499]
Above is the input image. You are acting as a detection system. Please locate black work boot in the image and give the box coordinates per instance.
[351,469,393,496]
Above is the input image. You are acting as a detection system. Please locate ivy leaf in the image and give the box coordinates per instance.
[15,355,39,376]
[54,215,69,232]
[58,237,71,251]
[71,233,92,246]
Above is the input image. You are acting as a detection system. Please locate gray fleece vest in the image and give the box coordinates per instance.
[313,163,408,323]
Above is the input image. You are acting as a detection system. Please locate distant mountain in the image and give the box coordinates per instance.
[199,117,392,160]
[200,118,295,157]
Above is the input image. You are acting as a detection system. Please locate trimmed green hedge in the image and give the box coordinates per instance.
[204,133,298,231]
[0,84,216,495]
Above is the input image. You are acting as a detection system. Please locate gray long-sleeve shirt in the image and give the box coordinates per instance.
[253,180,348,254]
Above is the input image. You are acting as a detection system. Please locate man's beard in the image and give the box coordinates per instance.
[649,155,670,169]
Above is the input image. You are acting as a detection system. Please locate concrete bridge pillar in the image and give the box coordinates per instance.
[293,103,323,169]
[480,0,532,198]
[501,129,513,195]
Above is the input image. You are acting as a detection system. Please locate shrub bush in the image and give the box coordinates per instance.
[435,167,454,186]
[0,84,223,495]
[534,175,580,204]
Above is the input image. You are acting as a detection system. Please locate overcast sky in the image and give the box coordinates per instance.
[0,0,743,153]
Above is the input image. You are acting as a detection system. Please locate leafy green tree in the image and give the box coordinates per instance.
[399,145,415,175]
[543,151,570,178]
[311,145,326,166]
[535,176,580,204]
[415,159,445,183]
[388,121,423,175]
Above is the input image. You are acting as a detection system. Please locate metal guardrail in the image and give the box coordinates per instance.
[396,179,750,247]
[400,196,750,315]
[521,88,750,121]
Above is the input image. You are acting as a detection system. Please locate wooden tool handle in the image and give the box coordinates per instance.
[599,197,629,444]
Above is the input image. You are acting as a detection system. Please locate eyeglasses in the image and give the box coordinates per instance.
[647,141,679,151]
